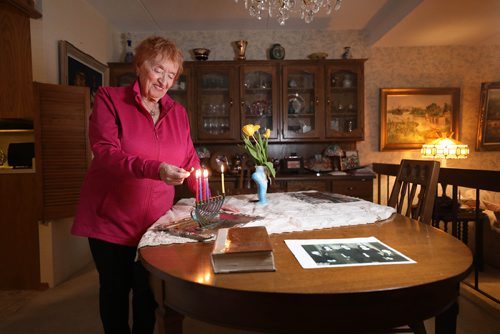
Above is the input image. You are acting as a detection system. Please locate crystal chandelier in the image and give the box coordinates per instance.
[235,0,343,25]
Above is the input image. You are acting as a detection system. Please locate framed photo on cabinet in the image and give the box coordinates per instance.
[476,82,500,151]
[58,40,108,108]
[379,88,460,151]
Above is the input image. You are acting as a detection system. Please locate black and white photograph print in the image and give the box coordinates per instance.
[290,191,360,204]
[285,237,415,269]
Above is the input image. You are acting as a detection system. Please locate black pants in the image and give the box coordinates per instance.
[89,238,157,334]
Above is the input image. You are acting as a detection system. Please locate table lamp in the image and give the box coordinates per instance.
[420,135,469,167]
[421,134,469,201]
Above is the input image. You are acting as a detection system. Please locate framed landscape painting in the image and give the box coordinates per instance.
[476,81,500,151]
[380,88,460,151]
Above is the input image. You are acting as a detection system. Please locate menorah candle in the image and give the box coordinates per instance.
[221,165,225,194]
[203,169,209,200]
[195,169,201,203]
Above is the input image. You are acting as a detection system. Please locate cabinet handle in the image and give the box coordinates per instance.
[240,100,246,106]
[229,99,234,106]
[348,186,354,190]
[315,97,320,105]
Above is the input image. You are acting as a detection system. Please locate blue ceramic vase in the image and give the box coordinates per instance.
[251,166,268,204]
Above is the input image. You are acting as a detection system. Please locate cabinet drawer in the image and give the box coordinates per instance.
[286,180,330,192]
[331,179,372,201]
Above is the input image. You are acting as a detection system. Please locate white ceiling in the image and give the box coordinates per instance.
[85,0,500,47]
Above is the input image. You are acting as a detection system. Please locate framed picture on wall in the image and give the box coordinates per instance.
[379,88,460,151]
[476,81,500,151]
[58,40,108,108]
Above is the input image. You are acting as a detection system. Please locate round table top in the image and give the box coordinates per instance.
[139,214,473,332]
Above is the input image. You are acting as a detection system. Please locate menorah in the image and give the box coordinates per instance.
[191,195,225,228]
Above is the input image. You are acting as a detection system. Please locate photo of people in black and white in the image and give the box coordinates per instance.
[285,237,415,268]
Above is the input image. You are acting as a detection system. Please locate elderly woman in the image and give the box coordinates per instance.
[72,36,200,333]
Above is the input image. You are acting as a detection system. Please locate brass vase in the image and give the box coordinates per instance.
[234,40,248,60]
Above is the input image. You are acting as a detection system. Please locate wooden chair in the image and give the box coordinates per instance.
[234,158,255,195]
[383,160,440,334]
[388,159,441,225]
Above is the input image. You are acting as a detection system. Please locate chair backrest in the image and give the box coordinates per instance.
[234,159,255,195]
[388,159,440,225]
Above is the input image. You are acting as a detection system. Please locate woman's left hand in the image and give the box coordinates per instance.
[159,163,191,185]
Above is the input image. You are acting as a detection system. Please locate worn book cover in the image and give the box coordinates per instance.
[211,226,276,273]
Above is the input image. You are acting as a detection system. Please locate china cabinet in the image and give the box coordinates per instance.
[168,67,194,136]
[108,59,366,143]
[240,63,280,140]
[282,63,324,140]
[108,62,137,87]
[325,60,365,140]
[109,60,372,207]
[194,64,240,142]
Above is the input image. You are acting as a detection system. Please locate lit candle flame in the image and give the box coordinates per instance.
[220,165,225,194]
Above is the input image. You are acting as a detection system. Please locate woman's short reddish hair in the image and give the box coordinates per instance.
[134,36,184,79]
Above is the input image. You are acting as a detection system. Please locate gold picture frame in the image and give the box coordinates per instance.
[380,88,460,151]
[476,82,500,151]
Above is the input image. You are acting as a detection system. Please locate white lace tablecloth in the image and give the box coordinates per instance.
[138,191,396,249]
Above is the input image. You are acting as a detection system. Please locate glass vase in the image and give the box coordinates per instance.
[251,165,268,204]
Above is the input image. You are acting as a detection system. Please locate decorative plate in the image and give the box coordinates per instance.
[288,94,305,114]
[210,152,229,173]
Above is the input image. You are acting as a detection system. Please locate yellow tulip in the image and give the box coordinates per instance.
[240,124,275,179]
[242,124,255,137]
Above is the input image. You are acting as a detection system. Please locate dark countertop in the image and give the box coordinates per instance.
[210,169,375,181]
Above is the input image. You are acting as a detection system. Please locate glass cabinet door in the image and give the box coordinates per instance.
[240,64,279,140]
[195,67,239,141]
[325,65,364,140]
[282,64,324,140]
[169,72,189,107]
[169,67,194,137]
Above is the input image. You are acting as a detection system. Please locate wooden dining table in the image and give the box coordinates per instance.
[139,211,473,334]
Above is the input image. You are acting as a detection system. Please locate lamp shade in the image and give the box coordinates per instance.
[421,137,469,159]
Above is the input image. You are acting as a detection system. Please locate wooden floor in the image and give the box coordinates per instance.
[463,264,500,303]
[0,264,499,334]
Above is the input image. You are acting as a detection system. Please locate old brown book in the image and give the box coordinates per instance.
[211,226,276,274]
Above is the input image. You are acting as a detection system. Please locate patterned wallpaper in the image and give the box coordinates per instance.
[363,44,500,171]
[117,30,500,171]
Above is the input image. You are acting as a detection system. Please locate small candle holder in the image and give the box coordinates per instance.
[191,195,225,228]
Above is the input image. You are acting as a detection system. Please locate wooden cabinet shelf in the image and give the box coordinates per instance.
[109,59,366,144]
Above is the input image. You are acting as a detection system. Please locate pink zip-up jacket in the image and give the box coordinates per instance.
[72,80,200,246]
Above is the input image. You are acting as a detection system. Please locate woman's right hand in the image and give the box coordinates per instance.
[159,163,191,185]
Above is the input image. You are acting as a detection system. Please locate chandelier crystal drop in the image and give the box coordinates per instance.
[235,0,342,25]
